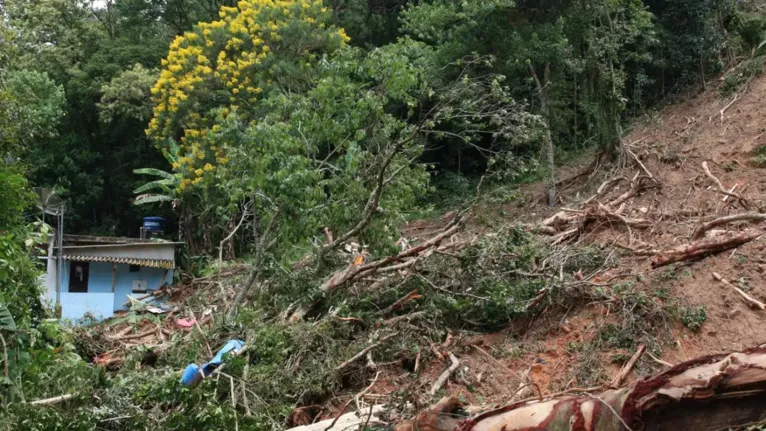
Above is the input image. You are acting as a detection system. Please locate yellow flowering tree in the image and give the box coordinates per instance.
[147,0,349,190]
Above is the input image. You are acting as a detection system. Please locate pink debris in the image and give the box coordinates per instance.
[176,318,196,328]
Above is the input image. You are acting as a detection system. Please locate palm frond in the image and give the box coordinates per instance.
[134,193,175,206]
[133,168,175,180]
[133,178,176,194]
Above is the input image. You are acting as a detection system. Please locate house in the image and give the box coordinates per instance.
[42,234,182,321]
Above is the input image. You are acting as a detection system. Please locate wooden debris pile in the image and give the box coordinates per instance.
[537,154,765,268]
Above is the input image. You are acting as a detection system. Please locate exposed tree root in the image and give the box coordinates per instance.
[651,230,765,268]
[393,347,766,431]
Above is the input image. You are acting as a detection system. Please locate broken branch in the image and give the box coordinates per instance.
[29,393,76,406]
[712,272,766,310]
[335,332,398,371]
[651,229,764,268]
[429,352,460,395]
[690,213,766,241]
[624,146,654,179]
[610,344,646,388]
[702,161,747,207]
[377,290,422,317]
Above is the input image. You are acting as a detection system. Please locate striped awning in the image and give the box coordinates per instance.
[62,255,175,269]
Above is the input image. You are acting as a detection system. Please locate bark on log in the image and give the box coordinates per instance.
[396,347,766,431]
[288,405,387,431]
[651,229,764,268]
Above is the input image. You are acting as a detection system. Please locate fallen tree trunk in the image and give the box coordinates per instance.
[651,229,764,268]
[395,346,766,431]
[289,405,387,431]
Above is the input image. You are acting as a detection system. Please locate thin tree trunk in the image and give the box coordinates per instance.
[527,62,556,206]
[573,75,578,148]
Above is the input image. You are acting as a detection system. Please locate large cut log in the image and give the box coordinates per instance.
[651,229,764,268]
[395,347,766,431]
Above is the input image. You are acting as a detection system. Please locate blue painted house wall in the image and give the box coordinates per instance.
[58,262,173,312]
[45,240,179,321]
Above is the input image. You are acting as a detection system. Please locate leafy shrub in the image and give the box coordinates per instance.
[680,306,707,332]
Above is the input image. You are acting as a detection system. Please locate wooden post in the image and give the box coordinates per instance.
[111,263,116,293]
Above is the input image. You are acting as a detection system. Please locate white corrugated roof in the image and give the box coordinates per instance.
[62,255,175,269]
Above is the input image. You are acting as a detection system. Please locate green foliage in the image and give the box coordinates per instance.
[0,304,16,332]
[751,144,766,167]
[97,63,158,124]
[734,11,766,57]
[0,167,47,329]
[721,57,764,96]
[0,69,65,156]
[680,306,707,332]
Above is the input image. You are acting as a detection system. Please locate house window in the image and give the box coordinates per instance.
[68,262,89,293]
[129,264,141,272]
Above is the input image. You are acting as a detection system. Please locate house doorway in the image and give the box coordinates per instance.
[69,262,90,293]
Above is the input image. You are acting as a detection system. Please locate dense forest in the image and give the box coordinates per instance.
[3,0,766,429]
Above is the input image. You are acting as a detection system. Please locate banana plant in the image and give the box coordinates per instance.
[133,140,181,207]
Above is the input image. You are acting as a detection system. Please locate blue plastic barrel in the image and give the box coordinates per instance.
[143,217,166,233]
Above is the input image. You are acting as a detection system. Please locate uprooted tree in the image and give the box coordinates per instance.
[395,347,766,431]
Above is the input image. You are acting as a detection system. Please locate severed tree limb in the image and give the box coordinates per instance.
[29,393,76,405]
[646,351,673,368]
[591,203,651,229]
[549,227,579,245]
[651,229,765,268]
[430,353,460,395]
[690,213,766,241]
[712,272,766,310]
[623,146,654,179]
[335,332,398,371]
[531,225,558,236]
[396,347,766,431]
[111,327,156,341]
[702,161,749,208]
[584,176,627,205]
[608,174,657,209]
[291,405,387,431]
[610,344,646,388]
[377,290,423,317]
[381,311,427,327]
[289,216,465,322]
[242,353,252,417]
[614,243,659,256]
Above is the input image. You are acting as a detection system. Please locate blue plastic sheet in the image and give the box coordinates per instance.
[181,339,245,386]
